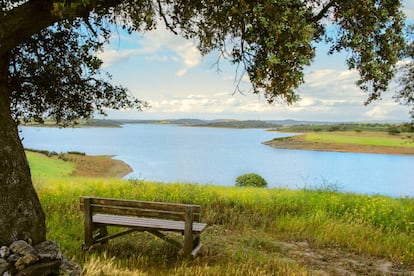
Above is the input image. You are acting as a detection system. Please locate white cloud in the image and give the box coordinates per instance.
[97,48,145,68]
[133,27,202,76]
[403,0,414,19]
[144,55,169,62]
[364,102,407,120]
[98,27,202,75]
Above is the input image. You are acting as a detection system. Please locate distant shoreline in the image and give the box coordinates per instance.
[264,134,414,155]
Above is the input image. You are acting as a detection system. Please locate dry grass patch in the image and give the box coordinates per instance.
[59,153,132,178]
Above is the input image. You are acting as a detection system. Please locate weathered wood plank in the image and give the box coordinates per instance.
[80,197,201,221]
[183,206,194,258]
[191,243,203,258]
[83,197,93,247]
[94,228,138,244]
[91,205,186,221]
[92,214,207,232]
[80,196,201,213]
[147,229,184,249]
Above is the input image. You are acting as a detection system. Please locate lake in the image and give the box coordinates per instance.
[19,124,414,197]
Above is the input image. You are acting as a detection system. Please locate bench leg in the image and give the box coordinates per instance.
[183,234,193,258]
[183,207,194,258]
[83,197,93,249]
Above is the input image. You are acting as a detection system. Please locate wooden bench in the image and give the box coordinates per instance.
[79,196,207,258]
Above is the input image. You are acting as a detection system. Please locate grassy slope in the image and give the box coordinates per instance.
[26,150,132,179]
[27,152,414,275]
[27,151,75,178]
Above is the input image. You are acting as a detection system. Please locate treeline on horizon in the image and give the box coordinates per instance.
[22,118,414,132]
[83,118,414,131]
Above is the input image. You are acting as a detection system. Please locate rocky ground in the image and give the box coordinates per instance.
[0,240,81,275]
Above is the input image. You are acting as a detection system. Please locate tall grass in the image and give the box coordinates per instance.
[33,177,414,274]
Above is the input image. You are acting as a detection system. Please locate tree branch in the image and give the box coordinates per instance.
[0,0,113,57]
[157,0,177,35]
[1,0,58,57]
[312,0,336,22]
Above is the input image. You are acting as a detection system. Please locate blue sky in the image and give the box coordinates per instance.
[98,1,414,122]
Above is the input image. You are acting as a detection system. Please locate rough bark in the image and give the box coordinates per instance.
[0,53,46,246]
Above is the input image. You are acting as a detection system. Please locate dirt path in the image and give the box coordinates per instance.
[277,240,412,275]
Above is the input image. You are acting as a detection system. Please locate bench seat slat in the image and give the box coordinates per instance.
[93,214,207,233]
[90,205,189,221]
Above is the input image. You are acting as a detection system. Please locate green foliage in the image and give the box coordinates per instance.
[25,148,58,157]
[9,22,147,125]
[0,0,405,117]
[388,126,401,135]
[396,24,414,120]
[329,1,405,104]
[235,173,268,188]
[328,126,341,132]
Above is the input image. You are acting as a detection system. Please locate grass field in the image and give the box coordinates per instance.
[26,151,75,178]
[25,151,414,275]
[305,132,414,148]
[266,131,414,155]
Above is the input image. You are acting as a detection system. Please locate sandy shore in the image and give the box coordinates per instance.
[58,153,132,178]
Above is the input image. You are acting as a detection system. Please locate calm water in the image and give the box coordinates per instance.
[20,124,414,197]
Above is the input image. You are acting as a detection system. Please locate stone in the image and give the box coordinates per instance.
[15,253,39,270]
[0,246,10,259]
[9,240,37,256]
[16,260,61,276]
[34,240,63,261]
[60,257,82,276]
[0,258,10,274]
[7,254,18,264]
[0,240,82,276]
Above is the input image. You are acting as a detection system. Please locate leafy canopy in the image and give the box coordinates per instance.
[1,0,411,124]
[9,21,147,125]
[396,24,414,119]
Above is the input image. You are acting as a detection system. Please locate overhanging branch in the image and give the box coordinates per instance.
[312,0,336,22]
[157,0,177,35]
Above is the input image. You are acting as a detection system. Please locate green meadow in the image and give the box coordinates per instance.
[305,132,414,148]
[27,151,414,275]
[27,151,75,178]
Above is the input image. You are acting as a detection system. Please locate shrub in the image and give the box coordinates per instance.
[388,126,401,135]
[235,173,268,188]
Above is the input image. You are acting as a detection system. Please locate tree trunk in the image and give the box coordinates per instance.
[0,54,46,246]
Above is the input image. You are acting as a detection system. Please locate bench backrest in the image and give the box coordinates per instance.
[80,196,202,221]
